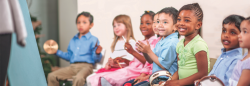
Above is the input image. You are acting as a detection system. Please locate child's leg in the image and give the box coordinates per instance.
[101,77,112,86]
[134,81,149,86]
[86,73,96,86]
[47,65,76,86]
[72,63,93,86]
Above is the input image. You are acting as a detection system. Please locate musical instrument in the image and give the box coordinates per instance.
[195,75,225,86]
[43,40,58,54]
[149,70,172,86]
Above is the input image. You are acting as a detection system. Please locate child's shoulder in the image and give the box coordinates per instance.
[192,35,208,47]
[241,57,250,70]
[88,35,99,40]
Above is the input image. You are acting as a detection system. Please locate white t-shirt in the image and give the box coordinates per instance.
[110,39,136,61]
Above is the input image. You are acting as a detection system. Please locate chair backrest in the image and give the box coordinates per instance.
[93,49,106,70]
[210,58,217,72]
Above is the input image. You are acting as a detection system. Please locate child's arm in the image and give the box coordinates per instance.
[114,57,130,66]
[125,42,146,64]
[92,40,102,63]
[237,69,250,86]
[56,44,72,61]
[136,40,164,69]
[143,53,153,64]
[136,41,177,70]
[171,54,179,80]
[134,73,150,84]
[105,58,121,70]
[166,51,208,86]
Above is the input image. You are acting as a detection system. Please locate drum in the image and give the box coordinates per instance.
[149,70,172,86]
[195,75,225,86]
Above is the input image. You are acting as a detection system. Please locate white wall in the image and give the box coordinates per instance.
[76,0,250,66]
[58,0,78,67]
[28,0,49,51]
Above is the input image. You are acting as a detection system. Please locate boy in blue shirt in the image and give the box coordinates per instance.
[208,15,245,86]
[47,11,102,86]
[136,7,179,85]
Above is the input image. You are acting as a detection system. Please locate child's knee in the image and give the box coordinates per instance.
[73,76,85,82]
[47,73,57,80]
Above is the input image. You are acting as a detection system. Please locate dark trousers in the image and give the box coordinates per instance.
[123,79,149,86]
[0,33,12,86]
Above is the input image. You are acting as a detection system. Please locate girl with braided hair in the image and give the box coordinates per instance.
[164,3,210,86]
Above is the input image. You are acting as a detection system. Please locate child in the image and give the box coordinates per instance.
[153,13,160,37]
[122,11,159,86]
[136,7,179,85]
[47,11,103,86]
[208,15,245,86]
[151,13,162,46]
[95,15,137,73]
[88,14,141,86]
[229,17,250,86]
[164,3,210,86]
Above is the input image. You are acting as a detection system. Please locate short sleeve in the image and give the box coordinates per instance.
[158,43,177,70]
[243,58,250,70]
[192,41,208,55]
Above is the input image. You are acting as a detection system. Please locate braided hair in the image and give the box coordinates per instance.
[179,3,203,22]
[141,11,155,20]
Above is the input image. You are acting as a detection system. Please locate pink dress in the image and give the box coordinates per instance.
[89,36,157,86]
[139,37,161,79]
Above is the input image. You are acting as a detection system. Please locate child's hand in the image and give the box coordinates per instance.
[105,63,111,70]
[164,80,180,86]
[134,73,149,84]
[108,58,115,66]
[124,42,135,54]
[114,57,125,62]
[136,40,151,53]
[95,45,102,54]
[114,57,130,66]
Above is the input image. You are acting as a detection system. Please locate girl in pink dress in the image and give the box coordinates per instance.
[123,11,162,86]
[88,11,157,86]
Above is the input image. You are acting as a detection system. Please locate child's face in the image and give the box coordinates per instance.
[113,21,127,37]
[221,24,240,51]
[140,14,154,37]
[153,14,159,35]
[157,13,176,37]
[176,10,202,36]
[239,20,250,48]
[76,15,93,35]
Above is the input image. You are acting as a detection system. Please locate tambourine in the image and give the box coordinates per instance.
[195,75,225,86]
[43,40,58,54]
[149,70,172,86]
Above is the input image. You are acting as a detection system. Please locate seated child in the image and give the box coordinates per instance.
[136,7,179,85]
[165,3,210,86]
[229,17,250,86]
[47,11,102,86]
[123,10,163,86]
[88,14,145,86]
[208,15,245,86]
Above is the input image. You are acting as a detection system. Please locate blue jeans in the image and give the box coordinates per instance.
[123,79,149,86]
